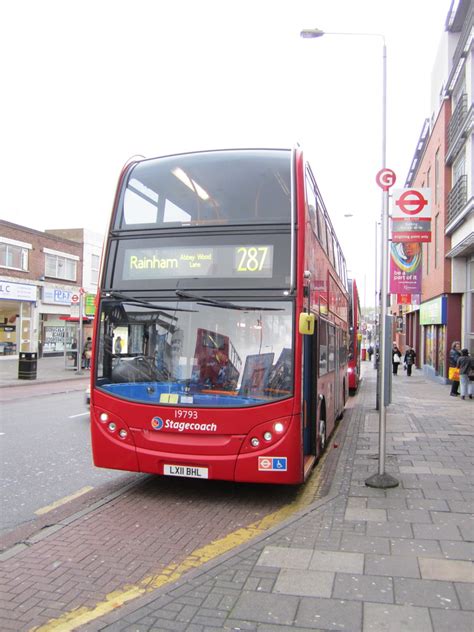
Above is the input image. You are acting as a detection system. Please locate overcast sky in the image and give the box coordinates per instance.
[1,0,453,306]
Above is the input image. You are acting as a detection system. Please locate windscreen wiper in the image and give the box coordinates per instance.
[175,290,283,311]
[106,291,198,312]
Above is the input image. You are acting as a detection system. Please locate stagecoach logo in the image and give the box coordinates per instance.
[151,417,164,430]
[150,416,218,433]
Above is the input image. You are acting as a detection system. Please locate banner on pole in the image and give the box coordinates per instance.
[389,242,422,294]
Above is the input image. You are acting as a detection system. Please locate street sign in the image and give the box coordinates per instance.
[392,187,431,242]
[392,188,431,219]
[391,219,432,242]
[376,168,396,191]
[397,293,412,305]
[71,294,80,304]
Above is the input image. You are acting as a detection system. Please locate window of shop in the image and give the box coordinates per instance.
[44,250,77,281]
[0,237,30,271]
[424,326,434,366]
[437,326,446,377]
[469,257,474,354]
[43,325,66,354]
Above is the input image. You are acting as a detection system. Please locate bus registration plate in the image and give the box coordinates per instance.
[163,464,209,479]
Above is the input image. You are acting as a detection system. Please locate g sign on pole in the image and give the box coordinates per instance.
[391,188,431,242]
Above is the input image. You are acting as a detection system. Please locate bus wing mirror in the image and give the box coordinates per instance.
[299,312,315,335]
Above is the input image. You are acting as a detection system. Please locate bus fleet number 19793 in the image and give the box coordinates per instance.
[174,409,198,420]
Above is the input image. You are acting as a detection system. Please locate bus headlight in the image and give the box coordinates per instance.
[119,429,128,439]
[273,422,284,433]
[263,431,272,441]
[100,413,109,423]
[108,422,117,432]
[250,437,260,447]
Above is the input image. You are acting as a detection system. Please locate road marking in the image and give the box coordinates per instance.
[32,450,329,631]
[69,412,89,418]
[34,486,94,516]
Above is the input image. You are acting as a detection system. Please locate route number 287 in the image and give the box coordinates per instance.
[236,246,269,273]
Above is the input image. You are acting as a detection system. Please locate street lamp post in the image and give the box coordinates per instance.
[301,27,398,489]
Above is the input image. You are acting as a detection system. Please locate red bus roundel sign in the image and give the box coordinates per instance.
[392,188,431,219]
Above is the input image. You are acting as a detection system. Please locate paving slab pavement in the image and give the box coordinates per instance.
[0,355,89,388]
[81,363,473,632]
[1,361,472,631]
[0,355,88,401]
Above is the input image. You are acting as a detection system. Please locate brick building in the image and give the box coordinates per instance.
[401,0,473,382]
[0,221,102,358]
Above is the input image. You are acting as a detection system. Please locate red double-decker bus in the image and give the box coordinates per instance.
[348,278,361,394]
[91,148,349,484]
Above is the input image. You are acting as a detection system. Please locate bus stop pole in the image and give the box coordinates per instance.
[366,41,398,489]
[77,292,84,375]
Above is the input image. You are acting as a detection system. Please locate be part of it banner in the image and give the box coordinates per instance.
[389,242,422,294]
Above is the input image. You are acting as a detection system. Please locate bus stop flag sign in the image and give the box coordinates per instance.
[391,188,431,242]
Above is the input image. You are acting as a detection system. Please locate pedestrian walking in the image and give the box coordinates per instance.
[456,348,473,400]
[448,340,461,396]
[367,345,374,361]
[404,345,416,376]
[71,338,78,368]
[392,342,402,375]
[83,336,93,369]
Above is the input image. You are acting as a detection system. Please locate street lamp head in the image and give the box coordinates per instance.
[300,28,325,39]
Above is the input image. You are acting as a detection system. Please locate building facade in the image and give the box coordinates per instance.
[0,221,103,359]
[402,0,473,382]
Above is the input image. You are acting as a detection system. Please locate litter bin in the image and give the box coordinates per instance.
[361,348,367,361]
[18,352,38,380]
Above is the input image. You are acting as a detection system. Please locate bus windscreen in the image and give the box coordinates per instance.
[96,298,294,408]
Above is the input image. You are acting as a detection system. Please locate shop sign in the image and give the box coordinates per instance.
[420,296,447,325]
[42,287,73,305]
[0,281,36,302]
[85,293,96,316]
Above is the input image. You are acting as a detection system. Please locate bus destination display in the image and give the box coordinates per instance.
[122,245,274,279]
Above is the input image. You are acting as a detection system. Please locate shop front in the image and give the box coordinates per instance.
[419,294,461,383]
[40,286,76,357]
[0,281,38,355]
